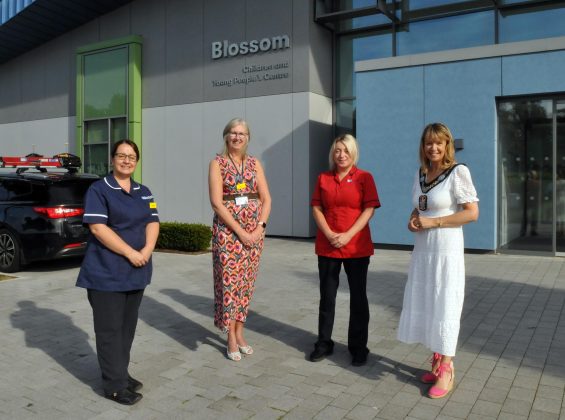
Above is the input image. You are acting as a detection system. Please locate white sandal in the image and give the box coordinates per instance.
[226,348,242,361]
[239,345,254,355]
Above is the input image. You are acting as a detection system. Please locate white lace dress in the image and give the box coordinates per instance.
[397,164,478,356]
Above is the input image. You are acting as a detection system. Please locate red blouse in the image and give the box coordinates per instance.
[311,166,380,258]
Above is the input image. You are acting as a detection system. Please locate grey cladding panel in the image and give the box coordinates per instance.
[132,0,166,108]
[165,0,205,105]
[243,0,294,97]
[203,0,247,101]
[0,61,21,123]
[100,5,131,40]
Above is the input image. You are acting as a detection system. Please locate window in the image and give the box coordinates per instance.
[1,179,34,201]
[397,11,494,55]
[76,36,142,179]
[499,7,565,44]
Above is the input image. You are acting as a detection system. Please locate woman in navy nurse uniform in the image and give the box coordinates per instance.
[76,140,160,405]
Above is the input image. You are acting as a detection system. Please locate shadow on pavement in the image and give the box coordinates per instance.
[139,295,223,353]
[10,300,98,390]
[159,288,420,384]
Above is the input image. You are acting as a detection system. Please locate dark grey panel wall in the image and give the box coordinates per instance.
[0,0,332,124]
[0,60,22,122]
[165,0,204,106]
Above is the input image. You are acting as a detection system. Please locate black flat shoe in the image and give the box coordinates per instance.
[351,353,367,366]
[309,347,333,362]
[105,388,142,405]
[128,376,143,392]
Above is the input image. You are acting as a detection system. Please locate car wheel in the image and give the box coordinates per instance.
[0,229,21,273]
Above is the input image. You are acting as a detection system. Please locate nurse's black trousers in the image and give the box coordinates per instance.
[87,289,144,394]
[315,255,370,356]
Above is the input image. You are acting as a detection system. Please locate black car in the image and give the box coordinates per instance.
[0,154,99,272]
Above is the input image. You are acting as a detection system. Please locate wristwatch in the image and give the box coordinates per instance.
[259,221,267,229]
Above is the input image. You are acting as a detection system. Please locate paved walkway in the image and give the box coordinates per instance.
[0,238,564,419]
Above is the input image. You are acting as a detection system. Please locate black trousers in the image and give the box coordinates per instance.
[316,255,370,355]
[87,289,144,394]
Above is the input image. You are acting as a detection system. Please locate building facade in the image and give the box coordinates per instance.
[0,0,333,238]
[1,0,565,255]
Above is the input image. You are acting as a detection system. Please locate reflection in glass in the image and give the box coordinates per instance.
[397,11,494,55]
[84,48,128,119]
[498,99,553,252]
[337,0,395,28]
[336,99,355,136]
[557,103,565,252]
[84,119,108,145]
[83,118,128,177]
[499,7,565,43]
[408,0,470,8]
[111,117,127,145]
[337,34,391,99]
[84,144,109,177]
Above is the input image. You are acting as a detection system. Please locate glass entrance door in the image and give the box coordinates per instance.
[498,98,554,253]
[557,102,565,254]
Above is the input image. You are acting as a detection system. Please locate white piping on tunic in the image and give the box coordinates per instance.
[104,177,121,190]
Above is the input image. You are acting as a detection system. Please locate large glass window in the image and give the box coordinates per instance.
[337,0,396,31]
[408,0,471,8]
[335,99,356,136]
[81,47,128,177]
[329,0,565,139]
[499,7,565,43]
[498,98,556,253]
[76,36,142,179]
[83,48,127,119]
[337,33,392,99]
[336,32,392,134]
[397,11,494,55]
[83,117,127,176]
[557,102,565,253]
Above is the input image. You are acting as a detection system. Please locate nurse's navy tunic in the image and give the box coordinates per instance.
[76,174,160,292]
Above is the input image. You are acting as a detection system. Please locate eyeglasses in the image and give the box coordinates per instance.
[228,132,248,138]
[114,153,138,162]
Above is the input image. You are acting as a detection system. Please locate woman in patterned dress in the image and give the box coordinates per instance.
[397,123,479,399]
[208,118,271,361]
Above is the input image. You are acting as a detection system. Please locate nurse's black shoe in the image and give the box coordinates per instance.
[351,352,368,366]
[105,388,142,405]
[350,347,369,366]
[309,346,333,362]
[128,376,143,392]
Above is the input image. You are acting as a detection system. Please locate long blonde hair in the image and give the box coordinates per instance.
[221,118,250,157]
[419,123,456,174]
[329,134,359,171]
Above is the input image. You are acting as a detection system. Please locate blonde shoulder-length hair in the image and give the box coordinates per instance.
[329,134,359,171]
[419,122,456,174]
[221,118,251,157]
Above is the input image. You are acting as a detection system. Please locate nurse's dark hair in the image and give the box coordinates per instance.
[419,122,456,174]
[111,139,140,161]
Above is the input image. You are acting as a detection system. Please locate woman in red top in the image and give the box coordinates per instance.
[310,134,380,366]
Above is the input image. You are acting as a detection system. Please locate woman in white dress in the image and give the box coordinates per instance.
[397,123,479,399]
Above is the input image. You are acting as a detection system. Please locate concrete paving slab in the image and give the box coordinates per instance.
[1,238,564,419]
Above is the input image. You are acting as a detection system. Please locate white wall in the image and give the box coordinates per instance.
[0,116,75,156]
[142,91,332,237]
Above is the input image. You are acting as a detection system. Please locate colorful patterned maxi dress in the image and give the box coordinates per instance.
[212,154,264,333]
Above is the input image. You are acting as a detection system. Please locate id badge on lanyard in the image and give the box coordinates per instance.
[235,195,248,206]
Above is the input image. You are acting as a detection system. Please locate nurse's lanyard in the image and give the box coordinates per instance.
[228,154,246,194]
